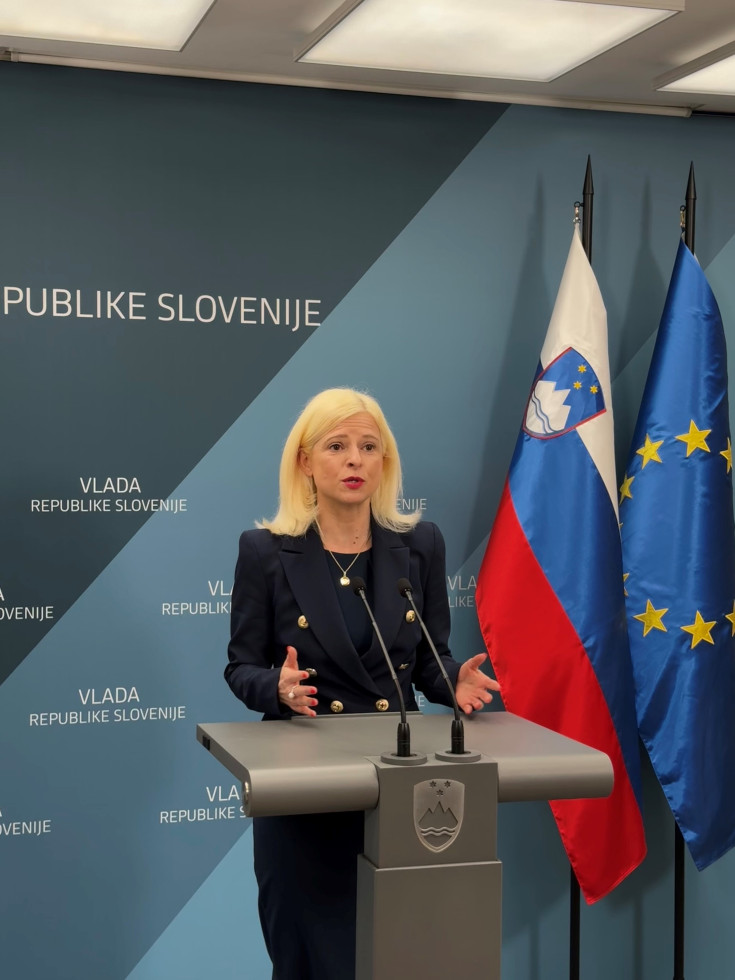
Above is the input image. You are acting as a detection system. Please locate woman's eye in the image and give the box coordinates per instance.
[328,442,342,451]
[363,443,376,452]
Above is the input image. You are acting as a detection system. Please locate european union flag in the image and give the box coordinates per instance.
[621,239,735,869]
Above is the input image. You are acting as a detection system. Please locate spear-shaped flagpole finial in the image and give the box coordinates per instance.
[582,156,594,261]
[683,162,696,253]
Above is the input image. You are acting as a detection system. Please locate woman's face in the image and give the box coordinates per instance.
[298,412,384,515]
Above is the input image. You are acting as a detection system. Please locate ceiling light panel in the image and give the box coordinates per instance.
[657,42,735,96]
[0,0,214,51]
[299,0,680,83]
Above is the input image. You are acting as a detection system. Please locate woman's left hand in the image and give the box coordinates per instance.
[455,653,501,714]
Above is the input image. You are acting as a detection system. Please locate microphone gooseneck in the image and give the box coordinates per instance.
[397,576,466,755]
[351,576,411,758]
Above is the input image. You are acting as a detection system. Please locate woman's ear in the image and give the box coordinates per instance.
[297,448,312,477]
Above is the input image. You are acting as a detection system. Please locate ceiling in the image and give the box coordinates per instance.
[2,0,735,117]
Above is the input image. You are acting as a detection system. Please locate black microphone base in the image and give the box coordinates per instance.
[434,748,482,763]
[379,750,428,766]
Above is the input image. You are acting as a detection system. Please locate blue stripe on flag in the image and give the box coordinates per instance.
[508,425,642,802]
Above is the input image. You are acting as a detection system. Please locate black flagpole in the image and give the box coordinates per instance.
[568,155,593,980]
[673,163,695,980]
[582,156,594,261]
[682,161,696,252]
[674,825,686,980]
[569,862,581,980]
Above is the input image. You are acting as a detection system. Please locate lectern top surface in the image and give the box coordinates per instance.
[197,710,612,809]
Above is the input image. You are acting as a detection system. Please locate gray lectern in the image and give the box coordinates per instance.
[197,711,612,979]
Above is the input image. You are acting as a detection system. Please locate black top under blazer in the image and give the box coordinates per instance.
[225,519,461,717]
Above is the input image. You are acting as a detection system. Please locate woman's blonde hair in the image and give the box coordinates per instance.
[259,388,420,536]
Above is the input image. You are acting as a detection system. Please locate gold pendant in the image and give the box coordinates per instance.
[340,575,350,587]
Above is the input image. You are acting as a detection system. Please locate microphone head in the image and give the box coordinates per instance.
[351,576,367,595]
[397,577,412,598]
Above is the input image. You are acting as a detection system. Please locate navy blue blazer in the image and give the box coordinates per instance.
[225,519,461,718]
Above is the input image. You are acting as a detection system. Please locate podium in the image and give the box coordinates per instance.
[197,711,612,979]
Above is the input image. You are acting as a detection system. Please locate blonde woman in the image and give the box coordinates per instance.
[225,388,498,980]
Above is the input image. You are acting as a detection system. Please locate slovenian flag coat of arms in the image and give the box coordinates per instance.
[476,226,646,902]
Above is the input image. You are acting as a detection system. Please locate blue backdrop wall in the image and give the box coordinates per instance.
[1,62,734,980]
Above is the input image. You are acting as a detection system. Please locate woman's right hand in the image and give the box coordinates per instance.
[278,646,318,717]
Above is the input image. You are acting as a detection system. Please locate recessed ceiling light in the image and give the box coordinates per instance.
[0,0,215,51]
[298,0,683,84]
[656,40,735,96]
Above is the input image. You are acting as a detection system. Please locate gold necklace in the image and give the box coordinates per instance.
[328,549,363,587]
[316,521,370,587]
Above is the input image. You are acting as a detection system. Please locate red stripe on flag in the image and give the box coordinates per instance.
[477,480,646,902]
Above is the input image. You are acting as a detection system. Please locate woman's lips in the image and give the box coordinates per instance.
[343,478,364,488]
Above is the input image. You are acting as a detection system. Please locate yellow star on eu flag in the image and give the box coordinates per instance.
[633,599,668,636]
[619,474,634,504]
[726,601,735,637]
[636,433,664,469]
[721,438,733,474]
[681,610,717,648]
[675,420,711,457]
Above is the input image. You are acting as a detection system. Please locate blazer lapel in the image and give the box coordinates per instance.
[279,527,382,692]
[361,521,411,675]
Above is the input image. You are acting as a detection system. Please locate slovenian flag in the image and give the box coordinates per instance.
[621,239,735,869]
[476,226,646,902]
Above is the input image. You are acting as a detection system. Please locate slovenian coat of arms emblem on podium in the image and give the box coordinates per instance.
[413,778,464,852]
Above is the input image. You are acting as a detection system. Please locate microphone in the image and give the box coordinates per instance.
[351,576,412,759]
[397,576,467,756]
